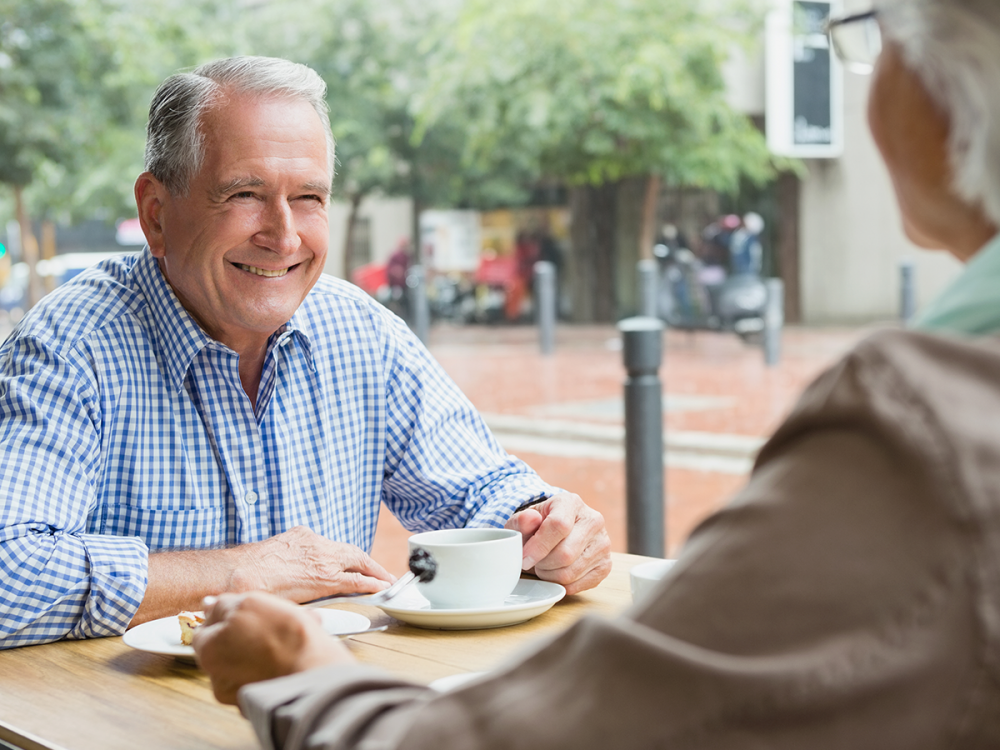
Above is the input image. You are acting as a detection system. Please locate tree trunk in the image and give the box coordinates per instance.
[13,185,42,309]
[41,220,57,294]
[411,197,423,266]
[342,192,364,280]
[776,171,802,323]
[614,177,647,319]
[639,174,661,261]
[568,183,617,323]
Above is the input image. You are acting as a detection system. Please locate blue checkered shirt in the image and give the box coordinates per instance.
[0,249,554,648]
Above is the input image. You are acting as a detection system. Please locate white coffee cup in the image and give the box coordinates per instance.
[629,559,677,604]
[408,528,523,609]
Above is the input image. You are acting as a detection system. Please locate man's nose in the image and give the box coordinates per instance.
[254,198,301,254]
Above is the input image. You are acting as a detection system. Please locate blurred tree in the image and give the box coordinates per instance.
[0,0,217,302]
[20,0,223,222]
[417,0,778,321]
[237,0,534,277]
[0,0,110,302]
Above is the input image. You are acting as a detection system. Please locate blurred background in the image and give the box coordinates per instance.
[0,0,959,328]
[0,0,956,568]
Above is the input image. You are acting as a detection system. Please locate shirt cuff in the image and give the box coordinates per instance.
[468,472,564,527]
[72,532,149,638]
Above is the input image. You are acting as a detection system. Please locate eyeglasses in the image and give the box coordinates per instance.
[825,10,882,74]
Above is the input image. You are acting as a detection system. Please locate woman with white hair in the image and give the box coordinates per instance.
[195,1,1000,746]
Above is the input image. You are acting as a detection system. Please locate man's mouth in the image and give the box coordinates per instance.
[234,263,291,278]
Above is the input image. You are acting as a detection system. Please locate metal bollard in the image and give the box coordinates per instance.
[763,278,784,367]
[618,316,665,558]
[534,261,556,355]
[900,260,915,324]
[637,259,659,318]
[407,264,430,345]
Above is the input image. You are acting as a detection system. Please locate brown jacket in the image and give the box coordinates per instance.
[240,330,1000,749]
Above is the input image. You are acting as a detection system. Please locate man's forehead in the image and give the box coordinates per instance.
[194,92,332,195]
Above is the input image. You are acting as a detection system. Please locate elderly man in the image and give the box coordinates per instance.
[196,1,1000,747]
[0,57,610,649]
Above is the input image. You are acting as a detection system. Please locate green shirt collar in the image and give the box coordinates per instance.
[911,233,1000,336]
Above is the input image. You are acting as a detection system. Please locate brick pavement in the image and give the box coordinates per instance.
[0,312,878,578]
[371,321,884,575]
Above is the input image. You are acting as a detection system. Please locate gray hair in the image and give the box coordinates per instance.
[881,0,1000,226]
[144,56,335,195]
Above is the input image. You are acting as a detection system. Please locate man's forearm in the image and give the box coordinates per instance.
[132,546,249,626]
[132,528,395,627]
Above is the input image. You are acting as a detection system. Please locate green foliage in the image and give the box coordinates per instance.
[233,0,527,211]
[1,0,782,228]
[0,0,230,222]
[417,0,776,194]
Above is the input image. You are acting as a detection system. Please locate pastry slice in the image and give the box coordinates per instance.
[178,611,206,646]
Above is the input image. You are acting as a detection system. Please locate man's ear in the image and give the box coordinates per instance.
[135,172,169,259]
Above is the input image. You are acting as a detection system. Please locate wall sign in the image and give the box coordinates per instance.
[766,0,843,158]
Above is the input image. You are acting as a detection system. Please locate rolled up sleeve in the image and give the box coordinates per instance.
[0,335,149,647]
[377,312,558,532]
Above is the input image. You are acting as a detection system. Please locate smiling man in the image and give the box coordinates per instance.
[0,57,610,648]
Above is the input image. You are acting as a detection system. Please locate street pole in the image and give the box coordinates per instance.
[407,264,430,345]
[900,260,915,324]
[763,278,784,367]
[618,316,665,558]
[637,259,659,319]
[534,260,556,355]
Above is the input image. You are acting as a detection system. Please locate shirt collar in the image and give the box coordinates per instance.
[133,249,316,392]
[911,232,1000,336]
[134,249,217,392]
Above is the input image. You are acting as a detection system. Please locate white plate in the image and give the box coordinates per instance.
[430,672,487,692]
[377,579,565,630]
[123,609,371,661]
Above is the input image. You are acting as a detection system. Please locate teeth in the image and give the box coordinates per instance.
[237,263,288,278]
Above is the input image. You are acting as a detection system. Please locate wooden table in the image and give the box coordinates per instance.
[0,552,652,750]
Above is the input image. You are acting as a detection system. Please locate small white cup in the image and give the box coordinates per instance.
[408,528,523,609]
[629,559,677,604]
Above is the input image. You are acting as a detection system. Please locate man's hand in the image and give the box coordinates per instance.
[504,493,611,595]
[229,526,394,602]
[193,592,354,705]
[132,526,394,627]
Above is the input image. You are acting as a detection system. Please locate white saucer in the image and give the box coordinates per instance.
[377,579,565,630]
[123,609,371,662]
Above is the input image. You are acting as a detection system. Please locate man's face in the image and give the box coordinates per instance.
[146,91,331,352]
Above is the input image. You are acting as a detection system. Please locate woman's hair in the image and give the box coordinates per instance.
[882,0,1000,226]
[144,56,335,195]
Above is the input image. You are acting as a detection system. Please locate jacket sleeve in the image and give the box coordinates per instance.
[237,339,982,749]
[0,335,148,648]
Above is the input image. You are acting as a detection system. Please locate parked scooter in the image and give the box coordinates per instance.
[652,220,768,340]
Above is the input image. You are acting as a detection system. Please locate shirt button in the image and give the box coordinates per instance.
[245,490,259,504]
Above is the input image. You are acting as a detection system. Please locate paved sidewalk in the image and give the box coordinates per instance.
[0,313,879,576]
[371,321,885,575]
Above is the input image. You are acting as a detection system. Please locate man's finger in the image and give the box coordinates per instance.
[340,548,395,583]
[504,507,544,540]
[530,512,612,592]
[201,592,242,625]
[337,571,396,594]
[520,497,577,570]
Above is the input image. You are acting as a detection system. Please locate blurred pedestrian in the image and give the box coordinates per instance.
[728,211,764,275]
[385,238,411,317]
